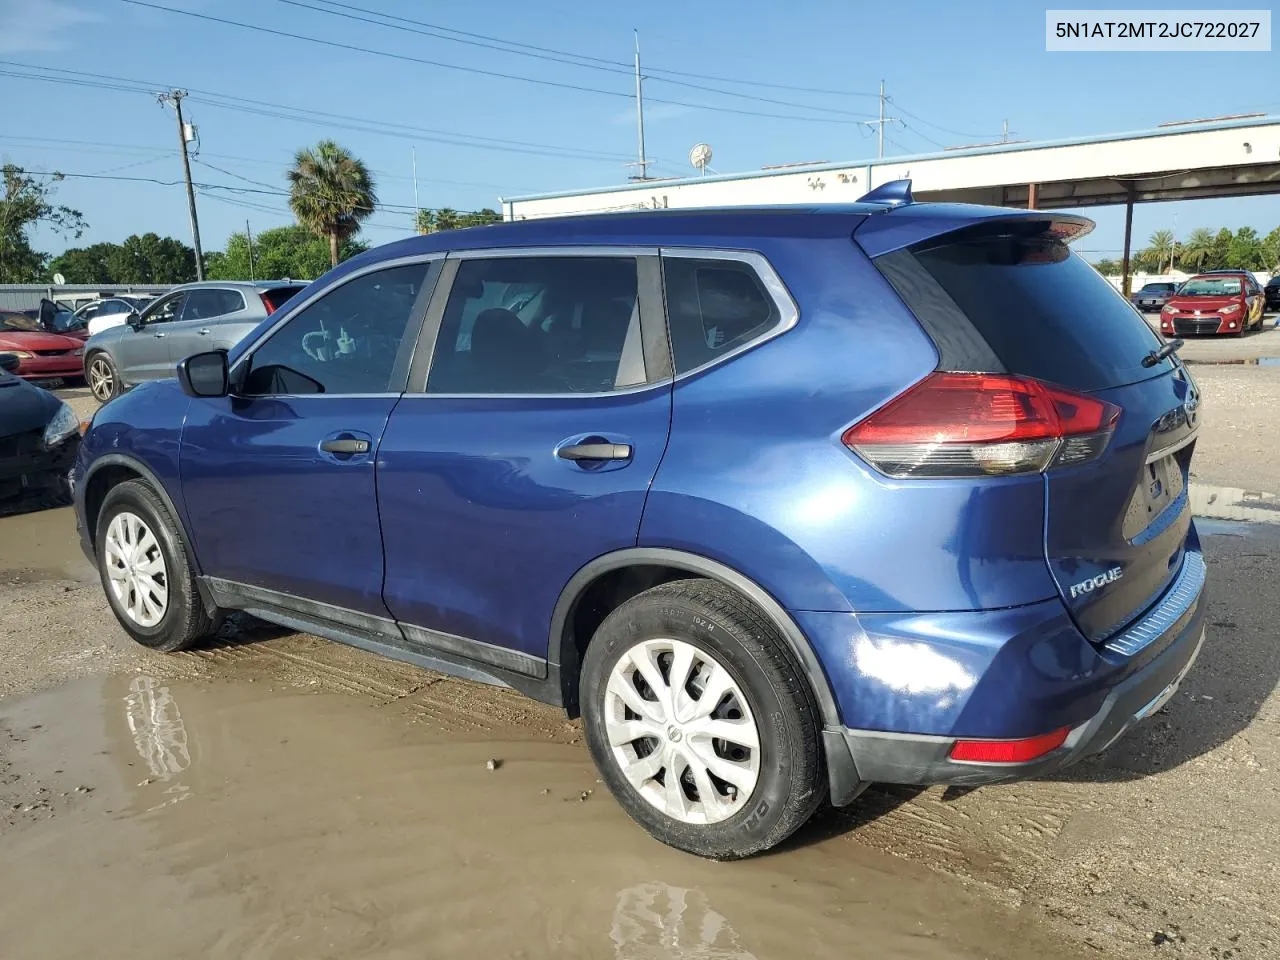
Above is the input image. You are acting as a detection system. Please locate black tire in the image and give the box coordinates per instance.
[580,579,825,860]
[96,479,216,652]
[86,351,120,403]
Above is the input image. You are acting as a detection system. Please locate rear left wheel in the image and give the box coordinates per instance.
[580,579,825,859]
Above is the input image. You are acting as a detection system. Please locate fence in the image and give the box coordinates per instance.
[0,284,173,313]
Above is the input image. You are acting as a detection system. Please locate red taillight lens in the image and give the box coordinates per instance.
[949,726,1071,763]
[260,293,276,315]
[843,372,1120,478]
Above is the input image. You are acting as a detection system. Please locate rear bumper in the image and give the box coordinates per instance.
[837,559,1207,787]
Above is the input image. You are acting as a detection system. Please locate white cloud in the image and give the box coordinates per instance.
[0,0,100,54]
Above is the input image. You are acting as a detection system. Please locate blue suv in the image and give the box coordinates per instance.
[72,183,1207,859]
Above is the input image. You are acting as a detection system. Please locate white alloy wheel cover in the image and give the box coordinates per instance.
[604,637,761,825]
[88,356,113,400]
[104,511,169,627]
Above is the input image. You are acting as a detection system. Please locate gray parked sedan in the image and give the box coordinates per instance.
[83,280,307,402]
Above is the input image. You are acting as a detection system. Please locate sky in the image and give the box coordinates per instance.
[1,0,1278,262]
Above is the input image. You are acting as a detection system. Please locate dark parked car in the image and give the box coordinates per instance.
[72,184,1207,859]
[0,352,81,505]
[1159,272,1266,336]
[1265,275,1280,311]
[1131,281,1177,312]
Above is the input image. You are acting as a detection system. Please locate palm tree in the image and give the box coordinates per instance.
[1140,229,1176,273]
[433,207,461,232]
[287,141,377,268]
[1178,228,1215,272]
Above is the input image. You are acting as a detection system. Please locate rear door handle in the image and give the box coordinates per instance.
[320,437,371,454]
[557,442,632,462]
[152,331,165,338]
[197,328,211,336]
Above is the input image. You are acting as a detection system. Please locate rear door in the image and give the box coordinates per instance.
[165,287,249,364]
[376,251,673,670]
[867,218,1199,643]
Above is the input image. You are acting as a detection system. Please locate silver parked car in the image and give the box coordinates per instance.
[83,280,307,402]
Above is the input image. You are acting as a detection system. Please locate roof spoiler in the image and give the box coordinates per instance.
[857,179,914,208]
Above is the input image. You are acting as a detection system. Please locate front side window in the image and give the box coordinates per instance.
[241,262,429,396]
[427,256,644,395]
[662,257,781,375]
[140,292,186,325]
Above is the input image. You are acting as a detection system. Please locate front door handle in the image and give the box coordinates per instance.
[152,331,166,338]
[197,328,211,336]
[320,437,371,455]
[557,442,632,462]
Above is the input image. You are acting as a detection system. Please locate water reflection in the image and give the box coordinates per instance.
[612,883,758,960]
[122,675,192,811]
[1190,482,1280,524]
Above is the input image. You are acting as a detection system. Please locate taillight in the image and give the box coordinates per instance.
[843,372,1121,478]
[949,726,1071,763]
[260,293,276,315]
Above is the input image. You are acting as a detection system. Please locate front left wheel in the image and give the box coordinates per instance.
[96,479,216,652]
[580,579,826,859]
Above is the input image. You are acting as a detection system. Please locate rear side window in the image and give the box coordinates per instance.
[877,226,1170,391]
[427,256,644,395]
[662,257,780,375]
[183,288,244,320]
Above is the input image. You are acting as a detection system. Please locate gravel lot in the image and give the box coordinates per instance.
[1,331,1278,959]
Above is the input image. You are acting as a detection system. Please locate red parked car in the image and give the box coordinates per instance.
[0,311,85,382]
[1159,272,1267,337]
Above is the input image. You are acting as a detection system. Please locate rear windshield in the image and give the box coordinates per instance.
[261,285,307,310]
[877,225,1171,391]
[1139,283,1175,294]
[1180,277,1241,296]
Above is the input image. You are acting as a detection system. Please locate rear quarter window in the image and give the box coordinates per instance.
[261,286,307,310]
[876,226,1171,391]
[662,257,782,375]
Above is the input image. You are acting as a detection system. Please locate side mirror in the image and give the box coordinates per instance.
[126,311,143,330]
[177,350,230,398]
[0,352,20,373]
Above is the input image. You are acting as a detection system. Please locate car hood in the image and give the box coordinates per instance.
[1166,296,1240,311]
[0,367,60,437]
[0,329,85,350]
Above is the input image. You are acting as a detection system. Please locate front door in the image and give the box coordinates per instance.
[179,260,438,618]
[115,290,187,383]
[377,252,673,669]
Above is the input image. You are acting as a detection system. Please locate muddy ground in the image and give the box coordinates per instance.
[1,365,1278,959]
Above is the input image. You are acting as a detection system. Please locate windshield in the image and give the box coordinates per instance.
[0,312,42,332]
[53,311,84,332]
[1179,277,1242,296]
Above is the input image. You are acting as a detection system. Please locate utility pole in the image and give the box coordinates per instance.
[158,89,204,280]
[245,219,256,282]
[412,146,421,230]
[860,80,898,159]
[628,30,651,180]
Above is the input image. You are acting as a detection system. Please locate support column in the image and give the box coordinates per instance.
[1120,184,1136,299]
[1027,182,1038,210]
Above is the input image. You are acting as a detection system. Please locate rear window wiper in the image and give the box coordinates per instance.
[1142,338,1184,367]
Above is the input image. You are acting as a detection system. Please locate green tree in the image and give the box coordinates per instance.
[1177,228,1215,271]
[1263,226,1280,270]
[1093,258,1121,276]
[105,233,196,283]
[47,242,119,283]
[205,225,367,281]
[1208,228,1234,270]
[287,140,377,268]
[459,208,502,228]
[416,206,501,234]
[1225,227,1266,271]
[1136,229,1176,273]
[0,165,86,282]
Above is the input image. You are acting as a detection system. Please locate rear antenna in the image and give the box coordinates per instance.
[857,179,914,207]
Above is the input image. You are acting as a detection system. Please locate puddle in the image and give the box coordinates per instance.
[0,506,95,584]
[0,675,1080,960]
[1190,482,1280,527]
[1183,356,1280,366]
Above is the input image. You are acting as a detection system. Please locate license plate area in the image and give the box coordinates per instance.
[1122,454,1185,539]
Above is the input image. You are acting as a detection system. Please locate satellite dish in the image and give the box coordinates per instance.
[53,272,66,285]
[689,143,713,175]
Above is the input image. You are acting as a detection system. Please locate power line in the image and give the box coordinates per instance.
[297,0,882,97]
[273,0,874,118]
[892,103,1001,141]
[114,0,875,124]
